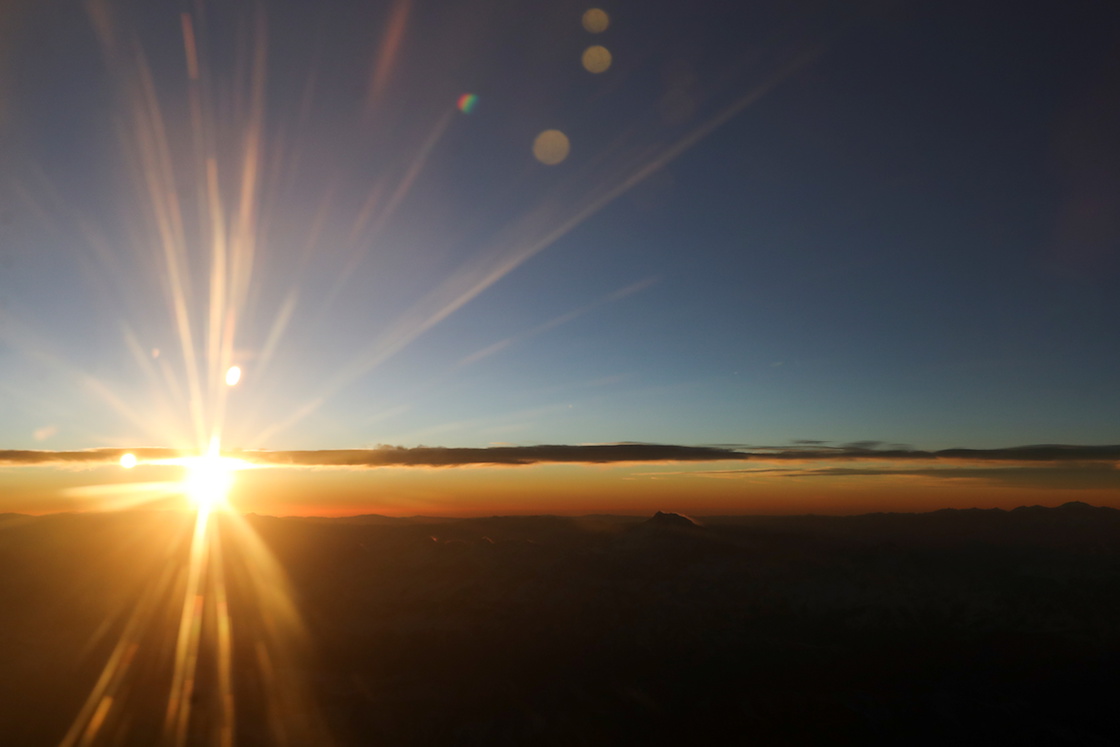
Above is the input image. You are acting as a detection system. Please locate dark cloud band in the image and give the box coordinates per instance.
[242,444,749,467]
[2,443,1118,468]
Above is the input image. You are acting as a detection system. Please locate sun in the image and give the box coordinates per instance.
[182,453,235,512]
[176,439,249,514]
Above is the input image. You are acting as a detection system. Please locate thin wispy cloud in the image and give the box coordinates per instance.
[726,444,1120,463]
[782,465,1120,490]
[693,443,1120,490]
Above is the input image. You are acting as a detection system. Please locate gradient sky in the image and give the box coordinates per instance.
[1,0,1118,514]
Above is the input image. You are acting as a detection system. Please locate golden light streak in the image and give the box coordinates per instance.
[127,49,207,449]
[220,512,328,743]
[205,151,230,430]
[0,315,181,448]
[59,559,181,747]
[209,528,236,747]
[366,0,412,110]
[180,13,199,81]
[121,328,195,450]
[64,481,183,512]
[79,696,113,747]
[326,108,456,308]
[164,507,211,746]
[249,289,298,383]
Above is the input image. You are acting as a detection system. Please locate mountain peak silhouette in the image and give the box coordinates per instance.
[644,511,704,529]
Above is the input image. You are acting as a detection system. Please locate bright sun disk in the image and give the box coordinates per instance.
[181,451,245,513]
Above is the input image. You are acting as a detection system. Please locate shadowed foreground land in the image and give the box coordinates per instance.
[2,502,1119,745]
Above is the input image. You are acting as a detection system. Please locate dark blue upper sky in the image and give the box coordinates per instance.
[1,0,1118,452]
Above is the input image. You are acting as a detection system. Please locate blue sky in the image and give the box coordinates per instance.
[1,0,1118,458]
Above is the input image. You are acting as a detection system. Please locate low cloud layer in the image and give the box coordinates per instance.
[242,444,747,467]
[2,442,1118,469]
[0,448,179,466]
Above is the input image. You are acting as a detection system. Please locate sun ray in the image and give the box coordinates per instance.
[163,505,210,746]
[58,559,181,747]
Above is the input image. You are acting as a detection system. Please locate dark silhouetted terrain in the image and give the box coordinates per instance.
[2,503,1119,745]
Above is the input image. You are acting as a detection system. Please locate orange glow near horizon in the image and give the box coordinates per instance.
[2,456,1117,519]
[2,458,1118,518]
[170,461,1120,518]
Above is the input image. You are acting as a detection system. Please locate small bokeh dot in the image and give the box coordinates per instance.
[582,45,612,74]
[533,129,571,165]
[582,8,609,33]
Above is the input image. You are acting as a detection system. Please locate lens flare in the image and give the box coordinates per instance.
[582,8,609,33]
[225,365,242,386]
[533,129,570,165]
[457,93,478,113]
[582,45,612,74]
